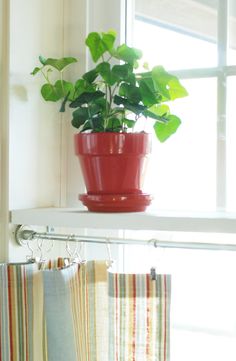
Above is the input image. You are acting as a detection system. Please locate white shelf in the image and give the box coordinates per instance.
[10,207,236,233]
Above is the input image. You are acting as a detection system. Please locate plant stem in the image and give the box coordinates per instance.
[87,106,94,130]
[60,71,65,96]
[111,83,118,98]
[41,69,50,84]
[104,83,109,131]
[108,85,112,108]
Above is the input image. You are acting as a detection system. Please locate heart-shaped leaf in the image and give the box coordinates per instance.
[54,80,74,99]
[96,62,118,85]
[85,31,116,62]
[115,44,142,65]
[41,84,61,101]
[154,114,181,142]
[152,66,188,101]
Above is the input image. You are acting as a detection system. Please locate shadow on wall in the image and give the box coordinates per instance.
[11,85,28,101]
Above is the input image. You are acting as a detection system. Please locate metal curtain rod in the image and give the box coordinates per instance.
[14,225,236,252]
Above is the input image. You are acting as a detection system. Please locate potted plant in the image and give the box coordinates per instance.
[31,30,188,212]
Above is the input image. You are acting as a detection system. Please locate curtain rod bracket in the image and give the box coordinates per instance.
[15,225,36,246]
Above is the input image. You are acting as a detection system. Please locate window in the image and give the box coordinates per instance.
[123,243,236,361]
[122,2,236,361]
[126,0,236,213]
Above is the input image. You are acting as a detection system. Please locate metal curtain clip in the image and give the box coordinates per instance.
[150,267,157,281]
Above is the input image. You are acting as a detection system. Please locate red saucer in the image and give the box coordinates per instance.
[79,193,153,212]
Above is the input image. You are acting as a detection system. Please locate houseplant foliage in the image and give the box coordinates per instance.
[31,30,188,142]
[32,30,188,212]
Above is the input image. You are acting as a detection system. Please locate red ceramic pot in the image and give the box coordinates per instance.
[74,132,152,212]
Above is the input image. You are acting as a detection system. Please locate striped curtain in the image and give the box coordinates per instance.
[109,273,171,361]
[0,260,171,361]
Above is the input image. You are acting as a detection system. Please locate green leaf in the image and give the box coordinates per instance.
[41,84,61,101]
[119,83,142,104]
[154,114,181,142]
[148,104,170,116]
[85,31,116,63]
[152,66,188,101]
[106,117,122,131]
[31,67,41,76]
[74,79,96,99]
[111,64,132,80]
[72,106,104,131]
[123,118,135,128]
[139,78,160,106]
[89,103,102,117]
[85,32,105,62]
[143,109,168,122]
[96,62,118,85]
[115,44,142,65]
[39,55,47,65]
[43,57,77,71]
[114,95,146,115]
[71,108,89,128]
[101,30,117,50]
[80,120,93,132]
[69,90,105,108]
[89,116,105,132]
[82,69,98,83]
[54,80,74,99]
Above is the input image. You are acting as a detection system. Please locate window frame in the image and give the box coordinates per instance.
[126,0,236,216]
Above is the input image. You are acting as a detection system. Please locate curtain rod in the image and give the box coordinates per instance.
[14,225,236,252]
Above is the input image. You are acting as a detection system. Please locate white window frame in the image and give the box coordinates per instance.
[0,0,9,260]
[125,0,236,217]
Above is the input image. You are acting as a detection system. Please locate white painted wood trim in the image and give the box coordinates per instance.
[10,208,236,234]
[0,0,9,261]
[216,0,228,211]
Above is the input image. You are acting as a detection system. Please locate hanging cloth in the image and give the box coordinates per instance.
[0,260,108,361]
[42,262,79,361]
[44,260,109,361]
[0,259,171,361]
[73,260,109,361]
[0,262,45,361]
[108,272,171,361]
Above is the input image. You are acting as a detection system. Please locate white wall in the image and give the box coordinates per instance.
[1,0,126,262]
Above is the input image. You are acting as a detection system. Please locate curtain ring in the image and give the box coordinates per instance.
[66,234,78,258]
[26,240,35,262]
[37,238,54,262]
[74,241,86,263]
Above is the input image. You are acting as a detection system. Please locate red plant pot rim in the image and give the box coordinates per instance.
[74,132,152,155]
